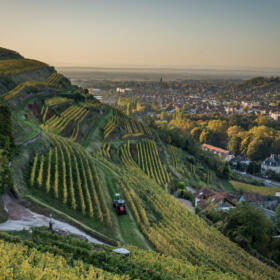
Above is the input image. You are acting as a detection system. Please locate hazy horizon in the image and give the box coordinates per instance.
[1,0,280,69]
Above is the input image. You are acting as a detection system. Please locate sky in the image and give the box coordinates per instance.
[1,0,280,69]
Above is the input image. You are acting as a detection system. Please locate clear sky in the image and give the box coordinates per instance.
[1,0,280,68]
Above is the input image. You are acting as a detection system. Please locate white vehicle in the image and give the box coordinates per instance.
[265,180,272,184]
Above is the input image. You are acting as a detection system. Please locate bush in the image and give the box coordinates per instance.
[177,189,195,205]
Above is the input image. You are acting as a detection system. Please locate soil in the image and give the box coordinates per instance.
[0,194,105,245]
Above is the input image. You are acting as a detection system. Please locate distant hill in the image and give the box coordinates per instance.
[235,76,280,89]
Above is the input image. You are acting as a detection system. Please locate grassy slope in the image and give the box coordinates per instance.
[0,58,47,75]
[230,180,280,196]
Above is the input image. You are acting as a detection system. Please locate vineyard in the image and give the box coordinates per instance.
[46,72,71,88]
[45,96,71,106]
[117,167,280,280]
[103,109,152,139]
[0,229,242,280]
[230,180,280,196]
[3,47,280,280]
[29,134,112,226]
[41,105,89,138]
[168,144,179,169]
[0,239,126,280]
[136,139,170,185]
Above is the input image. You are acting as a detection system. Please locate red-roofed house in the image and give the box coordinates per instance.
[202,144,234,161]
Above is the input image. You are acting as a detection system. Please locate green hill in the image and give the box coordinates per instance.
[0,47,23,60]
[0,47,280,280]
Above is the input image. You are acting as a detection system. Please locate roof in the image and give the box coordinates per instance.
[202,144,230,156]
[262,154,280,167]
[195,188,236,209]
[238,193,263,202]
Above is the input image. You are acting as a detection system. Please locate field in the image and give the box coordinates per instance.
[29,134,112,226]
[230,180,280,196]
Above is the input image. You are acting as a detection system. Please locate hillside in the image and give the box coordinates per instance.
[0,47,280,280]
[235,76,280,90]
[0,47,23,60]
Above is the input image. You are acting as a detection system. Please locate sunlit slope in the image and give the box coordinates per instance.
[1,47,279,280]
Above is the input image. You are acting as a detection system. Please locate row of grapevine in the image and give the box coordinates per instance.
[42,105,88,137]
[116,176,149,227]
[168,145,179,169]
[45,96,71,106]
[70,110,89,141]
[119,141,138,168]
[29,133,111,225]
[136,139,170,185]
[103,114,118,139]
[96,142,112,158]
[115,109,152,137]
[103,109,152,139]
[118,168,280,280]
[0,240,126,280]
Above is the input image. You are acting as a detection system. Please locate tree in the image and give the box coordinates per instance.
[228,136,241,156]
[191,127,202,141]
[0,150,12,194]
[246,137,272,161]
[240,135,252,157]
[222,203,274,251]
[207,120,228,145]
[227,125,244,138]
[199,129,215,145]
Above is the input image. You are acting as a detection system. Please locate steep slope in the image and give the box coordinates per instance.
[0,47,23,60]
[1,47,280,280]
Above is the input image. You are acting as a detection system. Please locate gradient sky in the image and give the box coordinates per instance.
[1,0,280,68]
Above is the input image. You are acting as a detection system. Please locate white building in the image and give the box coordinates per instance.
[261,154,280,174]
[116,88,133,93]
[270,112,280,122]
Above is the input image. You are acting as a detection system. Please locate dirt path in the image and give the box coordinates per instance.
[177,198,195,212]
[0,194,105,245]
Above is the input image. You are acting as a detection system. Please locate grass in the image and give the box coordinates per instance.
[24,194,117,246]
[83,108,112,149]
[3,81,46,100]
[230,180,280,196]
[0,58,47,75]
[100,167,151,249]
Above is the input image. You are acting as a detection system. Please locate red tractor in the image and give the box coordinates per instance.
[113,193,127,215]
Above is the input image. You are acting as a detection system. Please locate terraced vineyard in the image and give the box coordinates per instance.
[42,105,88,137]
[136,139,170,185]
[29,134,112,226]
[119,141,138,168]
[103,109,152,139]
[2,47,280,280]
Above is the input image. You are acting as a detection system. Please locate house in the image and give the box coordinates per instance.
[238,193,263,204]
[202,144,234,161]
[230,156,250,171]
[270,112,280,122]
[261,154,280,174]
[195,188,236,210]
